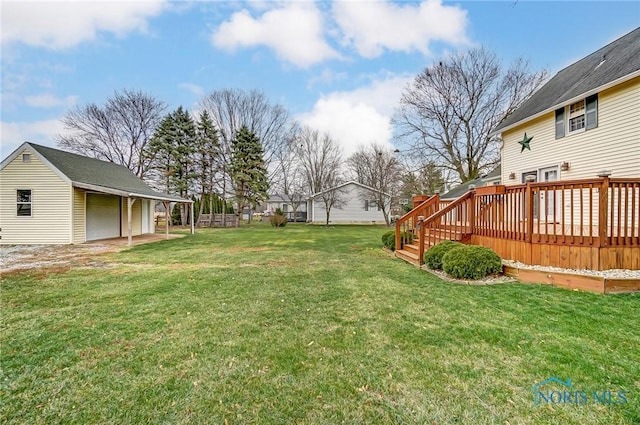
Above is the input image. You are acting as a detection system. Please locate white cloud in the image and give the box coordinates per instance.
[178,83,205,98]
[1,1,168,49]
[297,74,412,157]
[212,3,340,68]
[1,119,65,157]
[24,94,78,109]
[333,0,469,58]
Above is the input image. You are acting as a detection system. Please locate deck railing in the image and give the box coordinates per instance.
[471,177,640,247]
[396,176,640,268]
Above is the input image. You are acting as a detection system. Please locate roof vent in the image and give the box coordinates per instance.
[596,54,607,69]
[22,153,31,163]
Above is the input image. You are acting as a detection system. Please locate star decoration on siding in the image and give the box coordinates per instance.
[518,132,533,152]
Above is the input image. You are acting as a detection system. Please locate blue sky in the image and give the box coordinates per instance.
[1,1,639,158]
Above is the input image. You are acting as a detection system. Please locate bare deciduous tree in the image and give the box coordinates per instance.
[347,144,403,225]
[315,177,348,226]
[273,134,308,222]
[198,88,290,185]
[295,127,345,225]
[394,48,547,183]
[57,89,167,178]
[295,127,343,195]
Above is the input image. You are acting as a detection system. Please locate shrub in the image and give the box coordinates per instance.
[424,240,464,269]
[442,245,503,280]
[270,208,287,227]
[381,231,395,250]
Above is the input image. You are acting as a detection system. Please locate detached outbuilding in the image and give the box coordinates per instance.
[0,142,191,245]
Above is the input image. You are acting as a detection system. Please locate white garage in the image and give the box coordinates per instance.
[0,142,193,245]
[86,194,121,241]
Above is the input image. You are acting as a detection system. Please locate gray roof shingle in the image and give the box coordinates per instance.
[28,143,187,202]
[493,27,640,133]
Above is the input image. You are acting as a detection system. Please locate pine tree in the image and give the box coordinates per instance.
[146,106,197,225]
[229,125,269,223]
[195,110,220,224]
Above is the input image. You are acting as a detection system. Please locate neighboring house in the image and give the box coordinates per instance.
[262,194,308,214]
[492,27,640,185]
[260,193,308,222]
[307,181,391,224]
[0,142,190,245]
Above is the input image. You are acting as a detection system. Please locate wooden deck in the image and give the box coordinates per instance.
[395,176,640,272]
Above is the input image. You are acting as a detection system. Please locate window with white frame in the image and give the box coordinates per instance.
[568,99,585,133]
[17,189,32,216]
[555,94,598,139]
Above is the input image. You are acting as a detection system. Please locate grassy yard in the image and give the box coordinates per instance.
[1,224,638,424]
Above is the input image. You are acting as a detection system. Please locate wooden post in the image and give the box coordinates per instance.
[127,197,135,247]
[417,216,425,265]
[468,186,476,235]
[525,178,534,243]
[164,201,170,240]
[190,202,195,235]
[395,220,401,252]
[598,173,610,247]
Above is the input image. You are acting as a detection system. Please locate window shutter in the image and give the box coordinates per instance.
[555,108,565,139]
[585,94,598,130]
[364,200,369,211]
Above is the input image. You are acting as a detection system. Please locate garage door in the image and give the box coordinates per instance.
[86,194,120,241]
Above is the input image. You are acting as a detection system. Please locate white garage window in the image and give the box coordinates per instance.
[17,189,32,217]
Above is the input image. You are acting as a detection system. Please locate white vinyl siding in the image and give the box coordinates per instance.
[310,183,389,224]
[86,194,120,241]
[502,77,640,183]
[72,188,86,244]
[0,148,72,244]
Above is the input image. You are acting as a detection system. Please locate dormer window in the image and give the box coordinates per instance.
[555,94,598,139]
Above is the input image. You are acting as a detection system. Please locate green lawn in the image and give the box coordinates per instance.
[1,224,638,424]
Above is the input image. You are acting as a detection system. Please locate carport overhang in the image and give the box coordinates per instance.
[72,181,194,246]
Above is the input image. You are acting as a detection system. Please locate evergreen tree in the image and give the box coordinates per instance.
[146,106,197,225]
[195,110,220,223]
[229,125,269,222]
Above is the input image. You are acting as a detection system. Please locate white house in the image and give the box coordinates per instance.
[307,181,391,224]
[0,142,191,245]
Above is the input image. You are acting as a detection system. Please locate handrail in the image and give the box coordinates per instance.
[395,194,440,251]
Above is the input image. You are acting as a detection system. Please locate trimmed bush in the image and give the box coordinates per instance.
[442,245,503,280]
[381,231,395,250]
[424,240,464,269]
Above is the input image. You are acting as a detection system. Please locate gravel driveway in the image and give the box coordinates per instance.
[1,234,182,275]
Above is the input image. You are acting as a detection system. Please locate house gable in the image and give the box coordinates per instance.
[494,27,640,134]
[497,27,640,184]
[0,146,72,244]
[501,76,640,183]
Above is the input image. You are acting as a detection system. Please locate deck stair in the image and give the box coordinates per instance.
[393,176,640,272]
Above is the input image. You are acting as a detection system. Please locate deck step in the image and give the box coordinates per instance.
[402,242,420,255]
[395,249,421,266]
